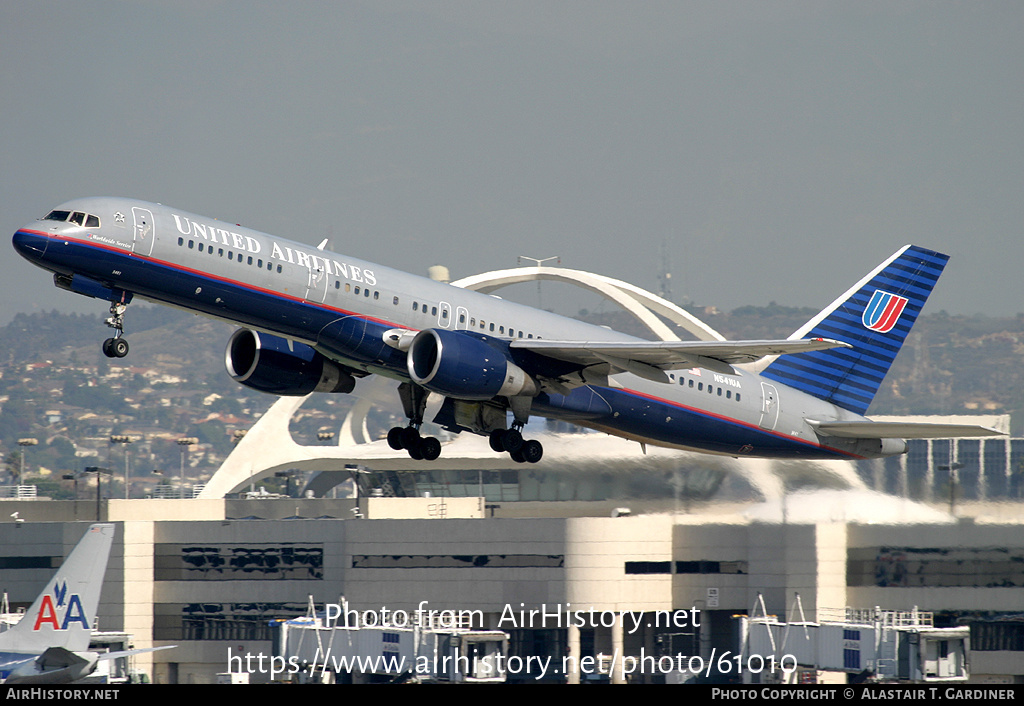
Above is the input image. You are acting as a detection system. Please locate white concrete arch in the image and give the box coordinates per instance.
[451,266,724,342]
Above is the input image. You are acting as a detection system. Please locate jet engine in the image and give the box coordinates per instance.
[407,329,537,400]
[225,329,356,396]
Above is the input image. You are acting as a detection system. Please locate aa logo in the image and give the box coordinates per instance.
[32,581,90,631]
[862,290,908,333]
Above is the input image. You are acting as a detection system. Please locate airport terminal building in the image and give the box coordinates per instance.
[2,493,1023,684]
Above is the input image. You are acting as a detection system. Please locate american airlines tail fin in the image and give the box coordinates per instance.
[761,245,948,415]
[0,524,114,656]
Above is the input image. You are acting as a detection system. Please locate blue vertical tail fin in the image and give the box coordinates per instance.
[761,245,948,415]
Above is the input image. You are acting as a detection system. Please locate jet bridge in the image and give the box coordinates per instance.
[740,597,968,683]
[271,611,508,684]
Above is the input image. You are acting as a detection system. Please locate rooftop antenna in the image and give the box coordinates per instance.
[657,239,674,303]
[517,255,560,268]
[518,255,560,310]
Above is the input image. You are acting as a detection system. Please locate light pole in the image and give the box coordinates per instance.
[110,435,133,499]
[17,438,37,486]
[83,466,112,521]
[62,473,78,501]
[275,470,298,498]
[177,437,197,498]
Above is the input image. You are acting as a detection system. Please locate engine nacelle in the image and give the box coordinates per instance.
[225,329,356,396]
[407,329,537,400]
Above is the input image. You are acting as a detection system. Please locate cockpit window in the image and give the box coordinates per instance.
[43,210,99,227]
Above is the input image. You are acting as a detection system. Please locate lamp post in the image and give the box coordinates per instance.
[83,466,112,521]
[275,470,297,498]
[17,438,37,486]
[62,473,78,500]
[345,464,370,507]
[110,435,133,499]
[177,437,197,498]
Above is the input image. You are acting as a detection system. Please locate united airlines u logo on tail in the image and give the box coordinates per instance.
[862,290,909,333]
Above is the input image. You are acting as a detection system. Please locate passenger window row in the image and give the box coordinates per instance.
[177,237,283,273]
[175,236,543,340]
[667,373,741,401]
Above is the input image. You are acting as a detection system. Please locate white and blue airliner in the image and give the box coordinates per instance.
[13,198,1001,464]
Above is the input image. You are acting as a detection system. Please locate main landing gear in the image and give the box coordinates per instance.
[387,425,442,461]
[387,382,442,461]
[495,395,543,463]
[101,301,130,358]
[386,383,544,464]
[489,425,544,464]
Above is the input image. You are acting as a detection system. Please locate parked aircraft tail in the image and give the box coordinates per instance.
[760,245,948,415]
[0,524,114,657]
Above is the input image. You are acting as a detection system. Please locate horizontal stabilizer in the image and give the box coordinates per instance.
[511,337,850,374]
[809,420,1005,439]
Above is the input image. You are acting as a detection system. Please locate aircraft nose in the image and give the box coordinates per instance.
[12,228,48,261]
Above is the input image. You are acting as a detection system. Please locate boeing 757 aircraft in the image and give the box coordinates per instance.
[12,198,1001,464]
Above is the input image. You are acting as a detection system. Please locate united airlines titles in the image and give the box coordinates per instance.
[171,213,377,285]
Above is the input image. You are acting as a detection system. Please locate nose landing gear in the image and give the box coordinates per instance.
[101,301,129,358]
[102,336,129,358]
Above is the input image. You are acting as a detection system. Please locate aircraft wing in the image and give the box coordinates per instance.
[510,337,850,378]
[809,421,1006,439]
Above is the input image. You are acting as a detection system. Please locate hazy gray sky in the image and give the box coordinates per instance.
[3,1,1022,325]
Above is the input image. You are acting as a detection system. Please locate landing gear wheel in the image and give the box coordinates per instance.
[521,439,543,464]
[111,338,129,358]
[407,442,424,460]
[510,448,526,463]
[501,428,523,453]
[102,338,116,358]
[489,430,506,453]
[387,427,405,450]
[420,436,441,461]
[400,426,421,450]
